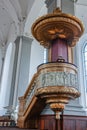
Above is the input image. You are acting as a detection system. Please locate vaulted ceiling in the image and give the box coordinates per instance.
[0,0,87,47]
[0,0,47,46]
[0,0,32,45]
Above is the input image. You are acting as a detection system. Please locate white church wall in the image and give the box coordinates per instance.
[0,45,3,87]
[75,2,87,34]
[72,1,87,114]
[62,0,74,14]
[18,37,32,97]
[24,0,46,38]
[29,40,44,82]
[76,34,87,109]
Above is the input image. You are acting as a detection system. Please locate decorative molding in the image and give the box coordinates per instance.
[35,62,80,118]
[37,72,78,88]
[32,8,84,48]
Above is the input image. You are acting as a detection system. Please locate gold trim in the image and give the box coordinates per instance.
[36,86,80,99]
[37,62,77,74]
[48,47,51,62]
[68,46,73,63]
[32,8,84,48]
[35,86,80,117]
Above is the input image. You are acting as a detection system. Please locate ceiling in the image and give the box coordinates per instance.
[0,0,87,48]
[0,0,36,46]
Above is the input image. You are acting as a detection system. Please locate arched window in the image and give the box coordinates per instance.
[82,40,87,107]
[75,34,87,108]
[83,42,87,105]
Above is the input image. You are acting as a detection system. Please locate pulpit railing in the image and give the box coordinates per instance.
[17,62,80,129]
[18,73,37,117]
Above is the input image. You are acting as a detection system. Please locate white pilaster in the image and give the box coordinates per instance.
[13,36,33,108]
[13,37,22,108]
[0,43,15,115]
[17,37,33,97]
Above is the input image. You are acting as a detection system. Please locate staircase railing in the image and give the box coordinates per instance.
[18,73,37,117]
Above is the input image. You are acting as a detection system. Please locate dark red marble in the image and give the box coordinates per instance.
[51,38,68,62]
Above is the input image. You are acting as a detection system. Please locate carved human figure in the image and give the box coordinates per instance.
[56,72,64,86]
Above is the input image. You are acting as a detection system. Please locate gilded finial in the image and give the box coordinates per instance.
[53,7,62,14]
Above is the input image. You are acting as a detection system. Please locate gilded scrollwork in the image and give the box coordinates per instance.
[32,8,84,48]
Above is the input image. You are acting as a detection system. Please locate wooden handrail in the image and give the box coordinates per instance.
[18,73,40,128]
[18,73,38,115]
[24,73,38,98]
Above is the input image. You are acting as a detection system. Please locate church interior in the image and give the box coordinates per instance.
[0,0,87,130]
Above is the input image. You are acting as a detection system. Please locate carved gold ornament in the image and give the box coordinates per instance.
[31,8,83,119]
[35,84,80,119]
[35,62,80,119]
[32,8,84,48]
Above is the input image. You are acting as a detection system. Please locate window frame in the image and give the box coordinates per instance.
[82,40,87,106]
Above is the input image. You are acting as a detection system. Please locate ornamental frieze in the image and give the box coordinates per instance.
[37,72,77,88]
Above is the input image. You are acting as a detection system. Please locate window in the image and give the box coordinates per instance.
[83,44,87,91]
[44,48,47,63]
[83,42,87,105]
[70,34,87,108]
